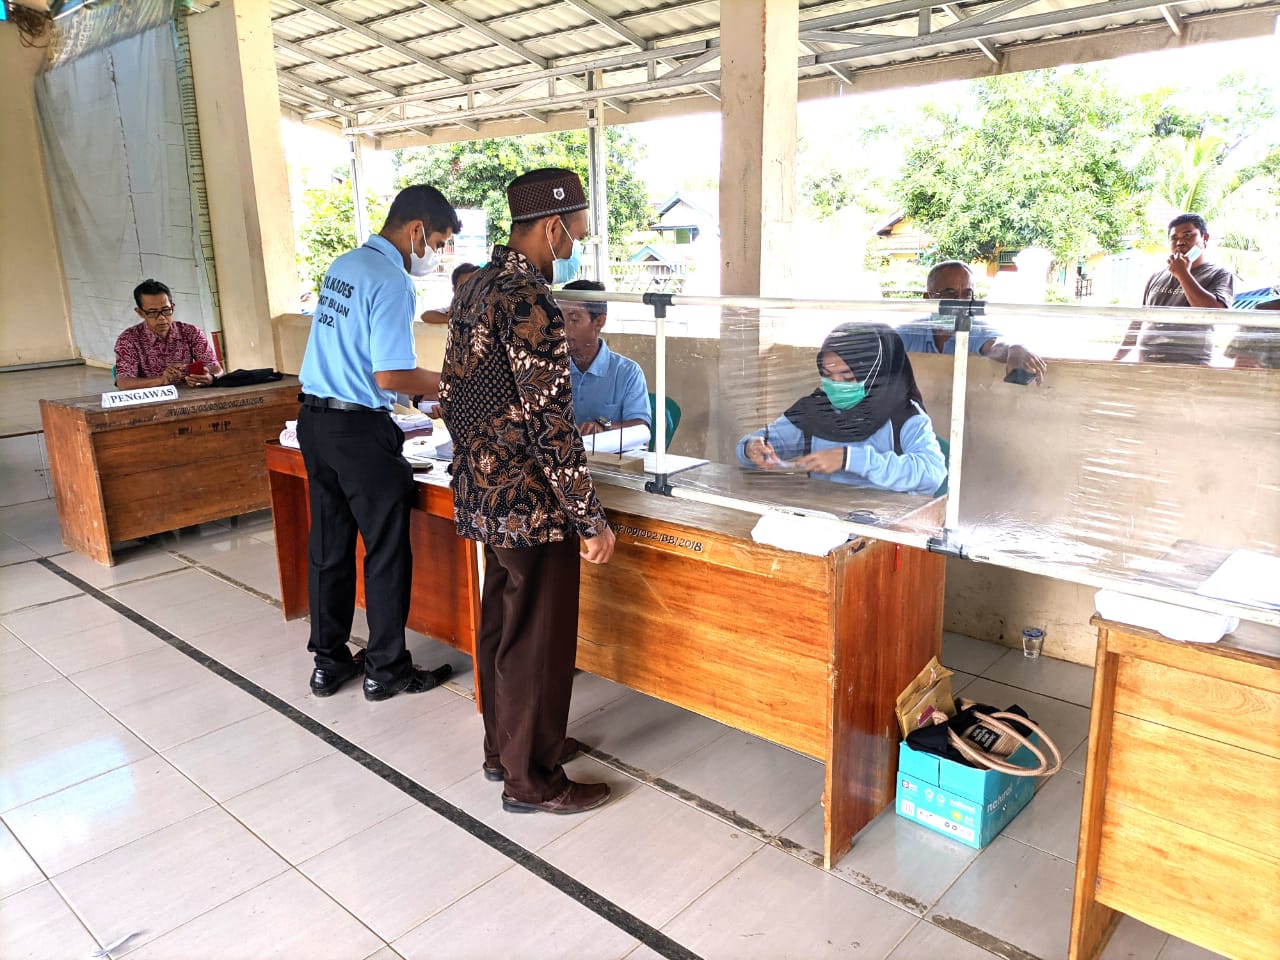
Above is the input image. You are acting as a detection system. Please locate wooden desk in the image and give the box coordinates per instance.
[265,445,945,867]
[1070,616,1280,960]
[264,442,481,669]
[40,379,301,565]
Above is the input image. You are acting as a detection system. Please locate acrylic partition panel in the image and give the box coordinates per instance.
[554,289,1280,628]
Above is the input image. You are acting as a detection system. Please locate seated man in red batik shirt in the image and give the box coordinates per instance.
[114,279,223,389]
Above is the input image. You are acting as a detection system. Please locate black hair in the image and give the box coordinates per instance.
[1168,213,1209,236]
[133,279,172,308]
[451,262,479,290]
[562,278,606,317]
[383,184,462,235]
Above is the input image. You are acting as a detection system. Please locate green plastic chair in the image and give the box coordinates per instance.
[647,393,682,452]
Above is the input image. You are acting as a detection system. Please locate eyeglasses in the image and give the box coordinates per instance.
[141,306,175,319]
[932,288,976,300]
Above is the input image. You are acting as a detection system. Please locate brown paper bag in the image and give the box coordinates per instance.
[895,656,956,739]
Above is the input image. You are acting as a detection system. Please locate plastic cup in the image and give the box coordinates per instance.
[1022,628,1045,659]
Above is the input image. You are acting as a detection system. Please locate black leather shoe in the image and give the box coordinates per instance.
[502,780,611,815]
[309,650,365,697]
[363,664,453,702]
[483,737,586,782]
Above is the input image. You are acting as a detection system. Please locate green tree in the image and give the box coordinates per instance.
[392,128,651,248]
[894,68,1154,262]
[297,178,389,294]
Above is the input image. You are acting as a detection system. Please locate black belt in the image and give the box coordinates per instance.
[298,392,385,413]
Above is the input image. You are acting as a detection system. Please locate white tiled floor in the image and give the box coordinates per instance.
[0,495,1231,960]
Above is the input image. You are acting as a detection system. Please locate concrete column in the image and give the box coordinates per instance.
[0,27,74,366]
[718,0,798,298]
[188,0,297,368]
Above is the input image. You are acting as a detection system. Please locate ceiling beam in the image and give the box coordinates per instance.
[800,30,902,45]
[415,0,548,69]
[940,4,1003,64]
[808,1,1204,69]
[1159,4,1186,35]
[287,0,469,85]
[275,36,402,96]
[560,0,649,50]
[278,78,356,119]
[272,0,714,72]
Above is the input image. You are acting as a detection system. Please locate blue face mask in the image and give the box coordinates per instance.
[550,217,584,285]
[821,377,866,410]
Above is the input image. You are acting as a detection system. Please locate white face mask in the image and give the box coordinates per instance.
[1184,244,1204,264]
[408,228,439,277]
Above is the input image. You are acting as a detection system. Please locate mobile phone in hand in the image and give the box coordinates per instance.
[186,361,207,376]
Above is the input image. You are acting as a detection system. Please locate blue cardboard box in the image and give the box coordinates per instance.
[894,739,1037,849]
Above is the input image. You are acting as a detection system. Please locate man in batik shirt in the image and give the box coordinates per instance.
[114,279,221,389]
[440,168,616,815]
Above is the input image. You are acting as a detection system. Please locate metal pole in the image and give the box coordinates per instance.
[585,73,610,283]
[348,130,370,246]
[946,316,971,532]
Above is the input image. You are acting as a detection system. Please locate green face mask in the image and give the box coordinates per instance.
[821,377,866,410]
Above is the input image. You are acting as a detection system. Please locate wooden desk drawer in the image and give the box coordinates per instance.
[1105,713,1280,853]
[1114,655,1280,758]
[1096,802,1280,960]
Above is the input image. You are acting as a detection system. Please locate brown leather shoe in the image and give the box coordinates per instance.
[483,737,586,783]
[502,780,610,815]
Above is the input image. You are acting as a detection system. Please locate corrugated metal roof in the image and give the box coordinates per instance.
[269,0,1280,141]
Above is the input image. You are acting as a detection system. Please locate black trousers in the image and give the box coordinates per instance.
[479,537,581,802]
[297,405,414,685]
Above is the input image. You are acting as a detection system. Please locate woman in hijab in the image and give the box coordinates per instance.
[736,322,946,495]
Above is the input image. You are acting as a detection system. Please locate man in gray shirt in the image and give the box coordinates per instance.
[1115,213,1235,365]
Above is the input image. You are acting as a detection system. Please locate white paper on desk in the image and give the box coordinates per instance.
[620,451,709,475]
[402,431,452,463]
[751,507,849,557]
[393,413,434,434]
[581,424,650,455]
[1196,549,1280,610]
[279,420,299,449]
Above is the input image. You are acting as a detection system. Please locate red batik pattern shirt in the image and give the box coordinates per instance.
[439,245,609,549]
[114,320,217,381]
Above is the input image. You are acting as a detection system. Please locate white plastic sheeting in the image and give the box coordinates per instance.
[559,289,1280,627]
[36,24,216,366]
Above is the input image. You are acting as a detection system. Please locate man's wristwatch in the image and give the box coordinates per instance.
[595,417,613,430]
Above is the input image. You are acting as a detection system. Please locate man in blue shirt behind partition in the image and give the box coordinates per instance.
[297,184,461,702]
[895,261,1047,384]
[560,279,651,437]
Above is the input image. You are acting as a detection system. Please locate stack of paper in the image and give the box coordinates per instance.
[393,413,434,434]
[581,424,651,455]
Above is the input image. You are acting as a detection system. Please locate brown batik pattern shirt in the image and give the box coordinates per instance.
[439,245,608,549]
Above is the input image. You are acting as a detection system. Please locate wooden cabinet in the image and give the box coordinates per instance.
[41,379,301,564]
[1071,617,1280,960]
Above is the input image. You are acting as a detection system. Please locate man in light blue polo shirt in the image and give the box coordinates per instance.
[560,279,651,436]
[297,184,461,703]
[895,261,1047,384]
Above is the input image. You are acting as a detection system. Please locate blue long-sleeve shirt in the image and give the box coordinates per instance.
[736,402,947,496]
